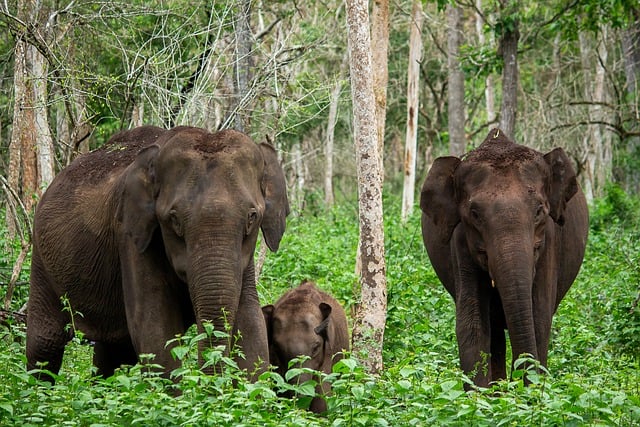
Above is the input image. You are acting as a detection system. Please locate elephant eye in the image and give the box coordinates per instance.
[534,204,546,222]
[169,209,184,237]
[245,208,260,235]
[469,207,481,223]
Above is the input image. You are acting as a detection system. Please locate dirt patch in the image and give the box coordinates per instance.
[465,128,537,171]
[193,129,244,157]
[63,126,165,185]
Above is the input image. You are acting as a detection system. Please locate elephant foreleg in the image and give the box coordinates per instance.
[233,263,269,380]
[93,339,138,378]
[490,291,507,382]
[26,302,70,382]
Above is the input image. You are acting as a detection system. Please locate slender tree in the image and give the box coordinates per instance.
[6,0,55,237]
[371,0,390,178]
[475,0,496,125]
[345,0,387,375]
[447,3,465,156]
[401,0,423,222]
[497,0,519,138]
[324,55,348,207]
[233,0,253,132]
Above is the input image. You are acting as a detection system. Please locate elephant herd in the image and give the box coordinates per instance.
[26,126,588,412]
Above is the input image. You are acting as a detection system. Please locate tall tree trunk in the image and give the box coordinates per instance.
[475,0,496,125]
[234,0,252,132]
[401,0,423,222]
[579,26,612,202]
[622,10,640,94]
[292,141,305,213]
[346,0,387,375]
[324,56,347,207]
[32,44,55,189]
[498,0,519,138]
[7,0,54,237]
[447,4,465,156]
[371,0,389,179]
[621,10,640,192]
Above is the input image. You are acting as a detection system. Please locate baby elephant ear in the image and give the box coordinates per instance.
[262,305,275,338]
[259,143,290,252]
[118,145,160,252]
[314,302,332,339]
[544,147,578,225]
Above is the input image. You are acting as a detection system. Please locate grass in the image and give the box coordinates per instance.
[0,188,639,425]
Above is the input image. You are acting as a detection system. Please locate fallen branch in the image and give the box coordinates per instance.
[0,308,27,327]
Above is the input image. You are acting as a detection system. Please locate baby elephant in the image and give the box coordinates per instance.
[262,281,349,413]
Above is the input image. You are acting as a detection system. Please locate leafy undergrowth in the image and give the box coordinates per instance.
[1,189,639,425]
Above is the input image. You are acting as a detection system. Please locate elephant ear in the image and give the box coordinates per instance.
[314,302,332,340]
[261,305,275,341]
[420,156,461,245]
[544,147,578,225]
[118,145,160,252]
[259,142,290,252]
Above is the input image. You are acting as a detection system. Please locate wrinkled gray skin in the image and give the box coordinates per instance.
[420,129,588,388]
[27,125,289,381]
[262,281,349,413]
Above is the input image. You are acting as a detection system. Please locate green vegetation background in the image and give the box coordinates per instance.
[0,187,639,426]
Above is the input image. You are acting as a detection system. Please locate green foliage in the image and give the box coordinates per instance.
[590,183,640,231]
[1,195,640,424]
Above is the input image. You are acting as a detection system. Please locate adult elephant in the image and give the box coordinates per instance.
[420,129,588,388]
[27,125,289,381]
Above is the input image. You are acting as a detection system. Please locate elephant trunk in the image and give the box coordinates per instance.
[489,236,539,367]
[188,238,243,373]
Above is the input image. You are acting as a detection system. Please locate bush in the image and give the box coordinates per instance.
[1,195,639,425]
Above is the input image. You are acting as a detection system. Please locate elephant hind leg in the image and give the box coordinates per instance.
[93,339,138,378]
[26,309,71,383]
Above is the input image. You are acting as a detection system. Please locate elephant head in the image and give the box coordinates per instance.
[262,281,350,413]
[420,128,588,386]
[117,126,289,373]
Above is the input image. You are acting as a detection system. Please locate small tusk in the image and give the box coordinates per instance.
[491,279,495,288]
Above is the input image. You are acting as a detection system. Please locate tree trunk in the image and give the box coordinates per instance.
[447,3,465,156]
[31,43,55,189]
[7,0,55,237]
[621,11,640,192]
[498,0,519,138]
[371,0,389,178]
[579,26,612,202]
[292,141,305,212]
[234,0,253,132]
[401,0,423,222]
[622,11,640,94]
[324,57,347,207]
[346,0,387,375]
[475,0,496,124]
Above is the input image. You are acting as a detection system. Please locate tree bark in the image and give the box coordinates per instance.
[8,0,54,235]
[234,0,253,132]
[324,56,347,207]
[447,3,465,156]
[498,0,519,138]
[475,0,496,125]
[346,0,387,375]
[621,11,640,95]
[371,0,390,178]
[401,0,423,222]
[579,26,612,202]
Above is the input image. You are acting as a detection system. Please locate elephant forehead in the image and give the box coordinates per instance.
[273,309,320,331]
[159,128,262,165]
